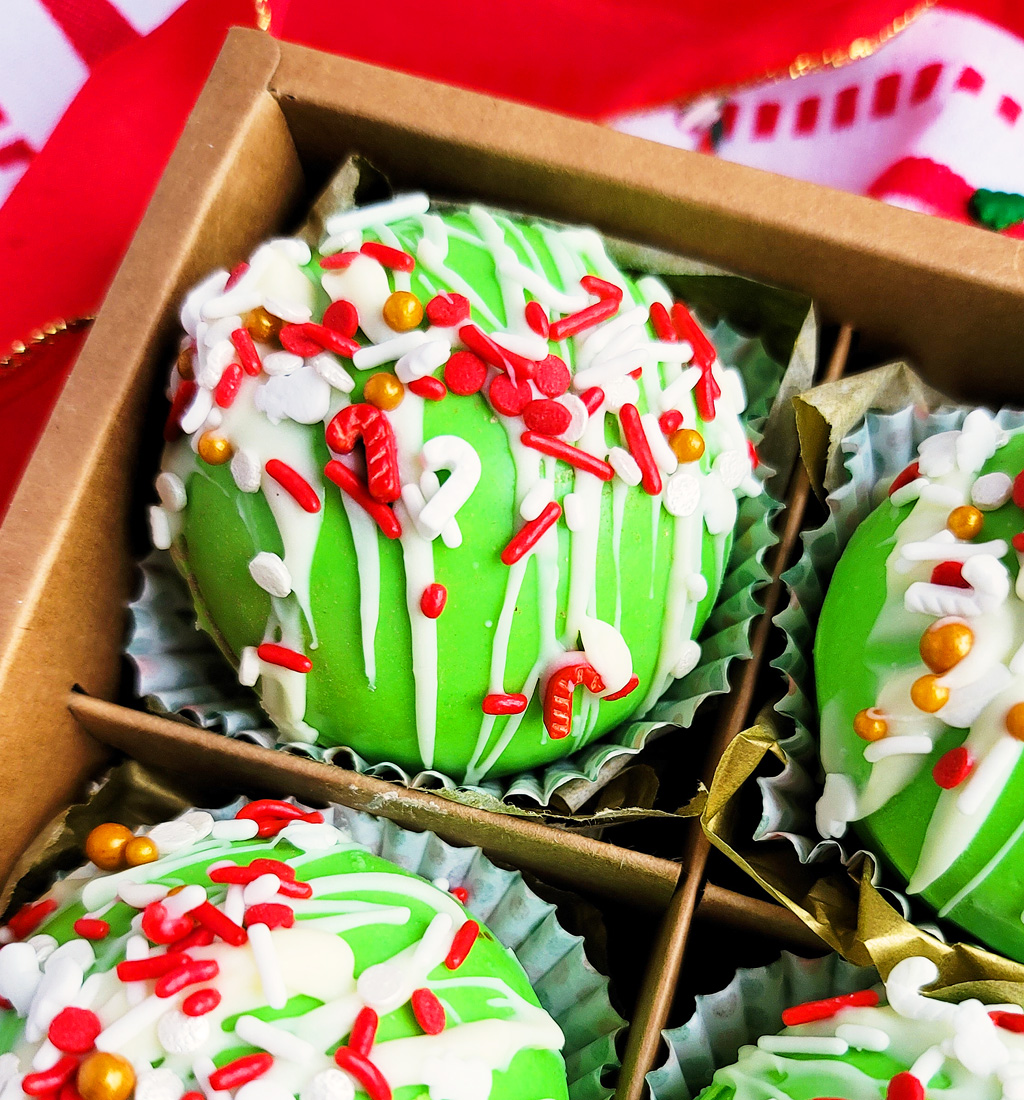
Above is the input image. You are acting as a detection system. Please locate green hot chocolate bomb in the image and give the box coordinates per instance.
[153,196,759,782]
[815,412,1024,961]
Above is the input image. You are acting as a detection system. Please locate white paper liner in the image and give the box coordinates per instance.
[762,404,1024,929]
[127,319,785,810]
[645,952,875,1100]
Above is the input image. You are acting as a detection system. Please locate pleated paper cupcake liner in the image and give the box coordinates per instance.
[646,952,875,1100]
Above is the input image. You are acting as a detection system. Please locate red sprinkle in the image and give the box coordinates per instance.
[163,380,197,443]
[425,293,470,327]
[524,301,550,338]
[580,275,623,302]
[190,902,247,946]
[324,459,402,539]
[420,583,447,619]
[243,903,295,930]
[279,324,324,357]
[930,560,969,588]
[603,674,639,702]
[990,1010,1024,1033]
[326,403,401,504]
[544,659,605,740]
[117,953,193,982]
[168,928,215,954]
[231,328,262,376]
[140,902,194,946]
[1014,471,1024,509]
[349,1007,379,1056]
[888,462,921,497]
[208,1054,274,1092]
[628,367,643,380]
[459,323,535,378]
[323,300,359,338]
[659,410,684,435]
[520,432,615,481]
[156,959,220,999]
[747,440,760,471]
[214,363,243,408]
[450,886,469,904]
[534,355,570,397]
[482,693,528,715]
[648,302,676,342]
[501,502,562,565]
[694,366,722,423]
[489,374,533,417]
[225,261,249,290]
[579,387,605,415]
[1014,532,1024,553]
[523,399,572,436]
[409,376,447,401]
[619,404,662,495]
[933,745,974,789]
[319,251,360,270]
[886,1073,924,1100]
[60,1078,82,1100]
[411,988,446,1035]
[236,805,308,828]
[265,458,322,513]
[182,1092,205,1100]
[182,988,222,1017]
[48,1008,101,1054]
[22,1057,78,1095]
[549,297,618,342]
[334,1049,391,1100]
[300,322,360,358]
[445,920,480,969]
[670,302,715,367]
[275,878,313,899]
[361,241,415,272]
[256,643,313,674]
[781,989,879,1026]
[72,919,109,941]
[444,351,488,396]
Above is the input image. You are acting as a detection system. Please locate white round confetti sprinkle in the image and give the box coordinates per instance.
[713,449,748,490]
[602,375,639,413]
[664,471,701,517]
[146,819,202,856]
[357,961,404,1011]
[149,506,172,551]
[609,447,641,486]
[158,1010,211,1054]
[300,1069,355,1100]
[972,471,1013,511]
[155,472,187,513]
[238,646,260,688]
[310,352,354,394]
[135,1067,185,1100]
[231,448,262,494]
[211,817,260,841]
[278,821,345,852]
[248,552,293,599]
[118,883,169,909]
[256,367,332,425]
[672,640,701,679]
[557,394,588,443]
[180,812,215,840]
[262,350,304,377]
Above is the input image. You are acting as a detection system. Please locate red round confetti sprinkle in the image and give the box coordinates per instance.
[243,903,295,930]
[141,901,195,946]
[214,363,243,408]
[48,1007,101,1054]
[482,693,529,715]
[991,1010,1024,1033]
[411,988,446,1035]
[659,410,683,435]
[1014,532,1024,553]
[156,959,220,998]
[208,1054,273,1092]
[420,584,447,619]
[425,293,470,327]
[444,351,488,396]
[523,399,572,436]
[279,324,324,357]
[349,1007,379,1056]
[781,989,879,1026]
[323,300,359,338]
[256,643,312,674]
[225,261,249,290]
[182,988,222,1017]
[361,241,415,272]
[319,251,360,270]
[445,920,480,969]
[933,745,974,789]
[408,376,446,401]
[501,502,562,565]
[450,886,469,904]
[534,355,570,397]
[489,374,533,417]
[603,674,639,702]
[22,1056,77,1095]
[183,1093,205,1100]
[72,918,109,941]
[333,1049,391,1100]
[930,560,969,588]
[524,301,550,338]
[886,1072,924,1100]
[264,458,322,513]
[888,462,921,497]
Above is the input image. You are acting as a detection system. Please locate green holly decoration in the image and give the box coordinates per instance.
[970,188,1024,232]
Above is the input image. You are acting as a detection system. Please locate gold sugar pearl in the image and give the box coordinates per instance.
[124,836,159,867]
[363,372,405,411]
[911,674,950,714]
[198,432,234,466]
[920,620,973,674]
[77,1052,135,1100]
[84,823,134,872]
[669,428,706,464]
[176,345,195,381]
[382,290,424,332]
[853,707,888,741]
[1006,703,1024,741]
[245,305,284,343]
[947,505,984,540]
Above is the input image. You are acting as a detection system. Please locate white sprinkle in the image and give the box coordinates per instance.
[431,877,450,893]
[647,340,697,363]
[357,961,405,1013]
[354,330,428,371]
[25,955,82,1042]
[496,260,587,313]
[278,821,346,851]
[563,493,585,532]
[263,297,311,324]
[243,875,282,906]
[863,735,933,763]
[270,237,312,265]
[158,1010,211,1055]
[816,772,858,840]
[135,1069,185,1100]
[609,447,641,486]
[909,1047,944,1087]
[181,812,214,841]
[641,413,678,475]
[558,393,589,443]
[672,640,701,679]
[118,884,169,910]
[231,448,262,493]
[194,1058,231,1100]
[238,647,260,688]
[262,350,304,376]
[520,481,553,521]
[658,367,701,412]
[418,435,482,539]
[903,537,1009,563]
[27,936,57,964]
[300,1070,354,1100]
[663,470,701,518]
[224,885,246,926]
[722,368,747,413]
[248,552,293,599]
[958,737,1024,815]
[162,884,206,919]
[713,449,748,490]
[0,943,40,1015]
[686,574,709,601]
[247,923,287,1009]
[180,385,213,436]
[972,471,1013,511]
[211,818,259,841]
[757,1035,848,1055]
[920,483,965,508]
[235,1014,316,1062]
[147,819,203,856]
[890,478,929,507]
[395,339,449,383]
[149,506,172,551]
[323,192,430,238]
[201,408,223,433]
[835,1023,890,1052]
[310,352,354,393]
[904,584,982,618]
[123,936,149,1006]
[601,375,640,414]
[96,994,169,1052]
[155,472,187,513]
